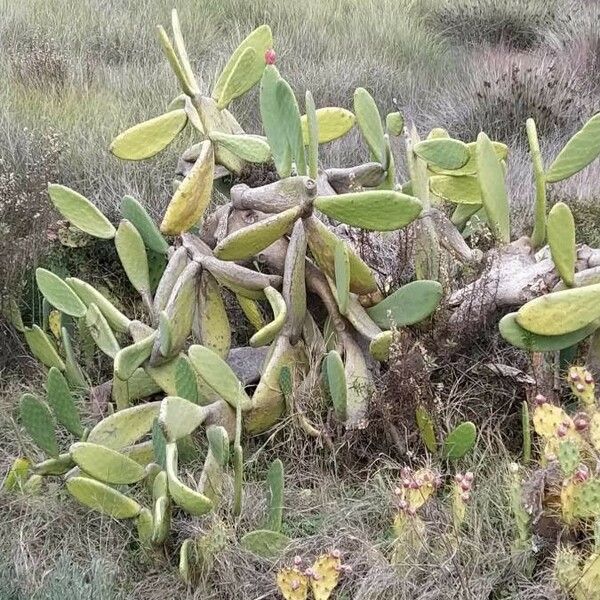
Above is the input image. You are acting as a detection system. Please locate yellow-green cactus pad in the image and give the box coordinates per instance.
[277,567,309,600]
[429,174,482,205]
[24,325,65,371]
[66,476,141,519]
[314,190,422,232]
[115,220,151,297]
[109,109,187,160]
[35,269,86,317]
[249,287,287,347]
[87,401,161,449]
[48,184,116,239]
[160,140,214,235]
[516,284,600,336]
[300,107,356,145]
[193,272,231,359]
[414,138,470,171]
[547,202,576,288]
[214,205,302,261]
[85,303,120,358]
[209,131,271,163]
[70,442,146,484]
[546,113,600,183]
[311,552,343,600]
[158,396,206,441]
[353,87,385,164]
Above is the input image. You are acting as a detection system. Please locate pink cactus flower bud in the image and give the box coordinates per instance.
[570,371,580,382]
[402,479,411,488]
[291,580,300,591]
[464,471,474,482]
[576,383,585,392]
[409,481,420,490]
[304,568,314,578]
[585,372,594,384]
[265,48,276,65]
[575,418,589,431]
[312,573,321,581]
[398,499,408,510]
[293,555,303,566]
[556,423,568,437]
[574,466,590,482]
[331,549,341,559]
[334,564,343,572]
[455,473,464,483]
[461,491,470,502]
[535,393,547,404]
[460,481,471,492]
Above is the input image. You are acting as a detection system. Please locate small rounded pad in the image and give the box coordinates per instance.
[311,553,343,600]
[276,567,309,600]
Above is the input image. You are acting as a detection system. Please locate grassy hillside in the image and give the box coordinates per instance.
[1,1,600,598]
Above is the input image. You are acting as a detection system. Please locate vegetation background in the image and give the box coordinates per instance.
[0,0,599,598]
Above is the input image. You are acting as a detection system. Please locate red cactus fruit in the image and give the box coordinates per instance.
[265,48,276,65]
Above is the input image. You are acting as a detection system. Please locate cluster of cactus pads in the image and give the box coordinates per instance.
[506,367,600,598]
[4,6,600,593]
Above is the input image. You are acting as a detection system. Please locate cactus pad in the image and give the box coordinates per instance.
[547,202,576,288]
[23,325,65,371]
[429,175,482,205]
[557,440,581,476]
[266,458,284,532]
[70,442,146,484]
[311,552,343,600]
[20,393,59,457]
[46,367,83,437]
[48,184,116,239]
[276,567,309,600]
[66,476,141,518]
[323,350,347,422]
[353,87,385,164]
[314,190,422,232]
[35,268,86,317]
[415,406,437,453]
[120,195,169,254]
[115,219,151,297]
[414,138,470,171]
[300,106,355,145]
[240,529,291,557]
[442,421,477,460]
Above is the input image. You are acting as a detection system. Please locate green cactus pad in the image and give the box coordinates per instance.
[67,277,131,333]
[70,442,146,484]
[300,106,355,145]
[547,202,576,288]
[386,111,404,136]
[516,283,600,336]
[260,65,291,177]
[304,90,319,179]
[429,175,482,205]
[88,401,161,450]
[48,184,116,239]
[236,294,265,331]
[314,190,422,231]
[110,109,187,161]
[153,247,189,314]
[60,326,88,390]
[323,350,347,422]
[3,457,31,491]
[159,396,206,441]
[499,312,597,352]
[32,453,75,475]
[66,476,142,519]
[174,354,199,403]
[152,495,170,544]
[46,367,83,437]
[165,442,213,516]
[416,405,437,453]
[334,240,350,315]
[369,330,393,362]
[476,132,510,244]
[213,24,272,104]
[20,393,58,457]
[2,297,25,332]
[115,332,157,380]
[266,458,284,532]
[115,220,151,297]
[24,325,65,371]
[443,421,477,460]
[557,440,580,477]
[413,138,470,170]
[250,286,287,347]
[240,530,291,558]
[157,312,173,358]
[120,195,169,254]
[367,280,442,329]
[170,9,198,95]
[35,268,86,317]
[209,131,270,163]
[353,87,385,164]
[160,140,214,235]
[276,77,307,176]
[430,140,508,177]
[207,425,230,466]
[572,479,600,518]
[304,217,378,295]
[546,112,600,183]
[85,303,120,358]
[188,345,252,410]
[214,205,302,261]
